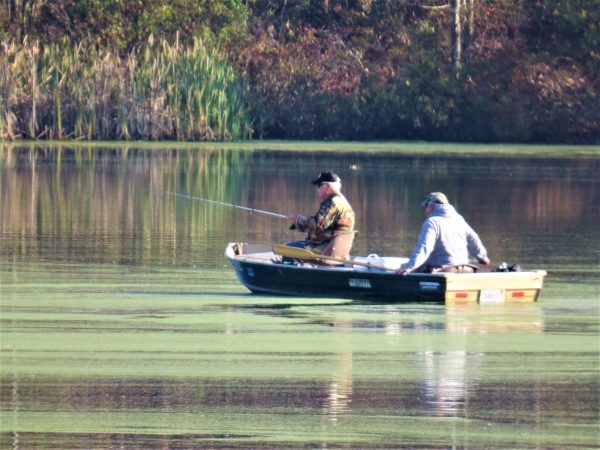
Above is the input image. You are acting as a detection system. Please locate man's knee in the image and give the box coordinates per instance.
[440,265,475,274]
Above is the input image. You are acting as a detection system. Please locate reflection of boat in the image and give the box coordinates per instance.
[225,243,547,303]
[445,304,545,333]
[421,350,471,418]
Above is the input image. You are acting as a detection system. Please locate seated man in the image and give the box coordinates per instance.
[395,192,490,274]
[286,171,355,257]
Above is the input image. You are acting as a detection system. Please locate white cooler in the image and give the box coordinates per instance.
[353,254,409,272]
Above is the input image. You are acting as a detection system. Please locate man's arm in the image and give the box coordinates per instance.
[294,199,339,234]
[465,224,490,264]
[395,220,438,274]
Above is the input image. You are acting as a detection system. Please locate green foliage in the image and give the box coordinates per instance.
[2,0,248,50]
[1,0,597,142]
[523,0,600,66]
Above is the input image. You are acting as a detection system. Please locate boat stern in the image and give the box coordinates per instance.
[444,270,547,304]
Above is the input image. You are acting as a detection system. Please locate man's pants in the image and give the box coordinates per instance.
[414,264,475,274]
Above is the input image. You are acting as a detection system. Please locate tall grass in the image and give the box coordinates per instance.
[0,36,253,141]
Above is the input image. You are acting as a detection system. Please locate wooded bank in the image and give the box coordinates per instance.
[1,0,598,143]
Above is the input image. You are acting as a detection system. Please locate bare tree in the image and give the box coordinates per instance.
[451,0,462,66]
[467,0,474,42]
[420,0,475,66]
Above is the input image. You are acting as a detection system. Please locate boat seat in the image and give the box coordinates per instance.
[315,231,358,266]
[235,243,273,256]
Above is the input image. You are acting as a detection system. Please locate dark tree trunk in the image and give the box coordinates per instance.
[19,0,29,40]
[9,0,17,23]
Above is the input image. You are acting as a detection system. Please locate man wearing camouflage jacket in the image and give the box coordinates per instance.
[287,171,355,254]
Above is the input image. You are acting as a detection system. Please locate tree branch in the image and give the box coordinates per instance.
[420,4,451,10]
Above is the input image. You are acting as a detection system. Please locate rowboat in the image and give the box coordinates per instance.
[224,243,547,303]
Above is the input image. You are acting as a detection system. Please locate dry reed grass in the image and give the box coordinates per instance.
[0,36,252,141]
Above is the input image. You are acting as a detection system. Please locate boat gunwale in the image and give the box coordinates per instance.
[226,249,547,279]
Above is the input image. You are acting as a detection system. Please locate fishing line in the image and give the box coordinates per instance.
[165,191,288,219]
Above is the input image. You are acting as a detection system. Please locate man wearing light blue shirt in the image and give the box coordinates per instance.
[395,192,490,274]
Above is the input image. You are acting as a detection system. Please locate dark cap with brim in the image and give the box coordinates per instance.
[311,171,340,185]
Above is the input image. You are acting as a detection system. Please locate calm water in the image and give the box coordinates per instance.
[1,142,599,449]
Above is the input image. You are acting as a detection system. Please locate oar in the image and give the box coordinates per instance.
[272,244,396,271]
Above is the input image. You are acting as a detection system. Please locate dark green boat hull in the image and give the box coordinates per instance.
[228,257,448,302]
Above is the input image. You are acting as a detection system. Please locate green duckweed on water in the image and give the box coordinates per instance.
[1,144,598,448]
[1,261,598,448]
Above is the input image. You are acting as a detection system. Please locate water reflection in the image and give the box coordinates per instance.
[384,310,402,335]
[10,365,20,450]
[238,302,546,336]
[2,354,598,448]
[1,144,598,449]
[323,353,353,423]
[420,350,474,418]
[2,145,599,267]
[445,304,545,334]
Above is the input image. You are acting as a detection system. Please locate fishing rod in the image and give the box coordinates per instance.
[165,191,288,219]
